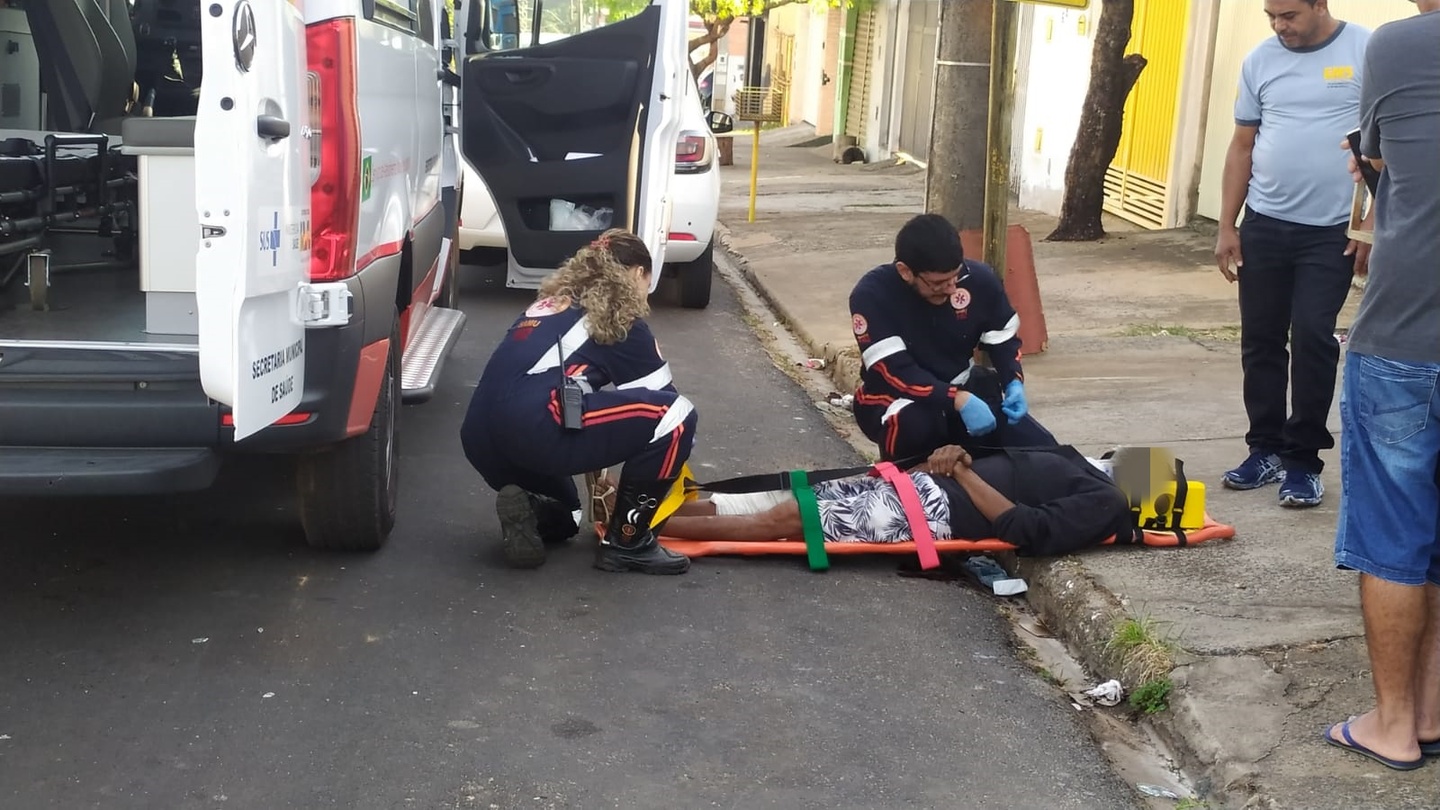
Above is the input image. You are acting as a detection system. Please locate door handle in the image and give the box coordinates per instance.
[501,67,549,86]
[257,115,291,141]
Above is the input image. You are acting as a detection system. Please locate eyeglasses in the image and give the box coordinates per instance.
[912,272,959,293]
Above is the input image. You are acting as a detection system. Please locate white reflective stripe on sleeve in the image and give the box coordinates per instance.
[880,398,914,424]
[980,313,1020,345]
[526,317,593,375]
[651,395,695,442]
[862,336,906,369]
[617,362,673,391]
[951,359,976,385]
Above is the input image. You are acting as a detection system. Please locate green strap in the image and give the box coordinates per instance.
[789,469,829,571]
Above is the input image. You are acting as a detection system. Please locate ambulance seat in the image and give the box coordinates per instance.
[24,0,136,133]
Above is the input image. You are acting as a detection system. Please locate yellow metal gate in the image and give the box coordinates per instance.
[1103,0,1191,229]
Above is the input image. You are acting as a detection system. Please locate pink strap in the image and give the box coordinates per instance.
[872,462,940,570]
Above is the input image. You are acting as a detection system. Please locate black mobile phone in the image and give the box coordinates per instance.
[1347,128,1381,195]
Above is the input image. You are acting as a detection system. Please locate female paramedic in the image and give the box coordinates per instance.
[460,229,697,576]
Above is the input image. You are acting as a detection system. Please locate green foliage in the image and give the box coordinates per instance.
[593,0,867,28]
[1128,678,1172,715]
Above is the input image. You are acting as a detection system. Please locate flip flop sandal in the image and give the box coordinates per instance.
[1323,720,1425,771]
[1422,738,1440,757]
[583,468,615,537]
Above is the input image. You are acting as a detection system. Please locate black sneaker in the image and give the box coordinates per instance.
[495,485,546,568]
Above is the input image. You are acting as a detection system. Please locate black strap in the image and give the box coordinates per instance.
[691,452,929,494]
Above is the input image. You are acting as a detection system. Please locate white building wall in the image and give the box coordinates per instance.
[1014,6,1098,217]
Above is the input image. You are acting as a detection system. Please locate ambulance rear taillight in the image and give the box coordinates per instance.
[305,18,362,283]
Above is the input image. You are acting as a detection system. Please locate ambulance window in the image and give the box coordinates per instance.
[418,0,435,44]
[369,0,422,36]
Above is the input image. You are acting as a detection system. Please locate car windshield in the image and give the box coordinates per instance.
[507,0,645,47]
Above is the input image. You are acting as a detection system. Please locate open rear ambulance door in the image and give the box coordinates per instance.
[460,0,688,289]
[194,0,313,441]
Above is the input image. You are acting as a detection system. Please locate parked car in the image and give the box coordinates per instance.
[456,3,730,308]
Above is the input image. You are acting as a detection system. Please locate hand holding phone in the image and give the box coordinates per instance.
[1346,128,1382,195]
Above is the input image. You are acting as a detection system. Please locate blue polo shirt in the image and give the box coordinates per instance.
[1235,21,1370,227]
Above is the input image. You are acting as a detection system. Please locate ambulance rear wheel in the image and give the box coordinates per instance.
[296,319,400,551]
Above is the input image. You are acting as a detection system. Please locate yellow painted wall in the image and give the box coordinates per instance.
[1194,0,1424,223]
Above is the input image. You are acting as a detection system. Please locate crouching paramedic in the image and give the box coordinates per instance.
[460,230,696,575]
[851,214,1057,461]
[606,445,1134,556]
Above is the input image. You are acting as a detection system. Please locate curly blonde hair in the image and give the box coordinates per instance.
[537,228,652,345]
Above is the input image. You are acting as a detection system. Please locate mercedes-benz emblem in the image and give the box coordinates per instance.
[232,0,256,72]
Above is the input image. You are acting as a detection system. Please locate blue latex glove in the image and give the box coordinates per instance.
[958,392,997,436]
[1001,380,1028,425]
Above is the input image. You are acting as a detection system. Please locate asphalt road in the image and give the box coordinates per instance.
[0,267,1140,810]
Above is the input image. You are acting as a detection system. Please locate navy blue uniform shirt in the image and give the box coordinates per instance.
[849,260,1023,407]
[475,295,676,409]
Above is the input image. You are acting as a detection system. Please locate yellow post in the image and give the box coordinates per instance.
[748,121,761,223]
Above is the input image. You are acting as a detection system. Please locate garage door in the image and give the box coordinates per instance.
[896,0,938,160]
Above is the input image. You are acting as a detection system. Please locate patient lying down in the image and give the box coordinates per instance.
[599,446,1137,556]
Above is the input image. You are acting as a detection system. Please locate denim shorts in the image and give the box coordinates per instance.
[1334,351,1440,586]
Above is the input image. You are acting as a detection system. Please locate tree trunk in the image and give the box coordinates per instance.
[1046,0,1146,242]
[689,20,731,79]
[925,0,994,232]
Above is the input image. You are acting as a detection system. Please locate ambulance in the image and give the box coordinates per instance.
[0,0,690,552]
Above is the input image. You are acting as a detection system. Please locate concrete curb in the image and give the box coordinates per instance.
[719,220,1260,808]
[715,224,864,396]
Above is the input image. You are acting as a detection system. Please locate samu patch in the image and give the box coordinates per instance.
[526,296,570,318]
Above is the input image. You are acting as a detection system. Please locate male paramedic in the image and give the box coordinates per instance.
[1214,0,1370,507]
[1326,0,1440,772]
[595,445,1134,557]
[850,213,1057,462]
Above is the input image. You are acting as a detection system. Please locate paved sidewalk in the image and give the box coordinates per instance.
[714,126,1429,809]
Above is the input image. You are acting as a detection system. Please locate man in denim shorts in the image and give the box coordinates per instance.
[1326,1,1440,772]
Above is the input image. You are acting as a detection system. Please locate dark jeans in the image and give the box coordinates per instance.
[1237,208,1355,474]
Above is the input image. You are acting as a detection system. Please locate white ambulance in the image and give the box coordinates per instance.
[0,0,470,550]
[0,0,692,552]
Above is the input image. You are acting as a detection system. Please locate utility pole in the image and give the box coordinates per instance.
[982,0,1020,278]
[924,0,994,233]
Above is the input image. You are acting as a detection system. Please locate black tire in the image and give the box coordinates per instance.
[677,240,714,310]
[296,317,400,551]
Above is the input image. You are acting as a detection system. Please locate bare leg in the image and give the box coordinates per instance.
[672,499,717,517]
[1416,584,1440,742]
[1329,575,1428,761]
[662,501,803,541]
